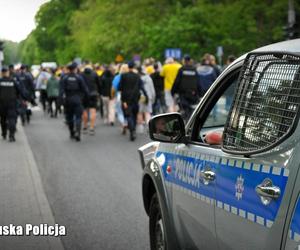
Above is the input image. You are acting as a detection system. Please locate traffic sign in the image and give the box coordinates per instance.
[165,48,182,59]
[216,46,224,57]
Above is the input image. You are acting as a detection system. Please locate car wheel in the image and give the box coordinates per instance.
[149,193,167,250]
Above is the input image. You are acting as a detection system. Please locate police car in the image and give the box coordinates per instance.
[138,39,300,250]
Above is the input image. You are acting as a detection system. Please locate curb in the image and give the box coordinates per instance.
[20,124,65,250]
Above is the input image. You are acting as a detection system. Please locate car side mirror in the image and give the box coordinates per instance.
[149,113,186,143]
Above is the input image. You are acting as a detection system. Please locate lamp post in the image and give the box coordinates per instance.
[0,41,4,71]
[284,0,298,39]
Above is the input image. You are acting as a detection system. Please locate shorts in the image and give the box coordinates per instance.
[164,90,174,108]
[83,96,98,109]
[139,102,153,113]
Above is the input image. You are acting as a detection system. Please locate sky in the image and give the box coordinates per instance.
[0,0,50,42]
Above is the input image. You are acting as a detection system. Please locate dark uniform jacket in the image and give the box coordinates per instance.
[172,64,202,104]
[59,73,89,104]
[18,72,35,99]
[0,76,28,105]
[119,71,147,105]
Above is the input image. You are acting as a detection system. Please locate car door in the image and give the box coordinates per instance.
[165,64,241,249]
[212,52,300,250]
[284,147,300,250]
[165,141,218,249]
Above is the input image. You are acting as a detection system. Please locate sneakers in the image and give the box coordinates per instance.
[82,127,88,134]
[89,129,95,136]
[122,126,127,135]
[136,124,144,134]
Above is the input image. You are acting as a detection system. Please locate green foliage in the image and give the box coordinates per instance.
[20,0,82,65]
[3,40,20,65]
[19,0,298,65]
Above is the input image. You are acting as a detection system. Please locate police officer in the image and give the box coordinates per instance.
[0,67,30,142]
[119,61,148,141]
[18,65,35,124]
[59,63,89,141]
[8,64,19,82]
[171,55,202,120]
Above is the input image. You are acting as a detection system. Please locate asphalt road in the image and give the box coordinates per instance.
[24,109,151,250]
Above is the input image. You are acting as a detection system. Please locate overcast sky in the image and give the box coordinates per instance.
[0,0,49,42]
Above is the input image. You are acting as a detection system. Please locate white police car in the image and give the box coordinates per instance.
[139,39,300,250]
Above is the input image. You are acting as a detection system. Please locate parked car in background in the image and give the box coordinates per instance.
[31,64,41,78]
[41,62,57,70]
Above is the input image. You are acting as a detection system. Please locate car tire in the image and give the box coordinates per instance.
[149,193,167,250]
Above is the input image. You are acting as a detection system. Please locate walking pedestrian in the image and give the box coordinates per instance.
[36,67,51,112]
[112,64,129,135]
[100,65,115,126]
[0,67,32,142]
[150,63,165,115]
[46,69,60,118]
[59,63,89,141]
[118,62,148,141]
[18,64,36,125]
[81,65,101,135]
[160,57,181,112]
[197,55,218,94]
[137,67,155,133]
[172,55,202,120]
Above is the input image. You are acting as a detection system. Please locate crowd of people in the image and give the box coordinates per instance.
[0,53,236,142]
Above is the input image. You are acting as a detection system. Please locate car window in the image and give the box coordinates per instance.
[202,82,236,128]
[195,71,239,143]
[222,53,300,154]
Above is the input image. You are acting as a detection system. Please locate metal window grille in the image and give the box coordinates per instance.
[222,52,300,155]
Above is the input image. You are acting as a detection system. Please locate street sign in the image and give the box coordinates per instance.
[216,46,224,57]
[165,48,182,59]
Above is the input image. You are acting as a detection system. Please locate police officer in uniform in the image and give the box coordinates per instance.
[0,67,30,142]
[18,65,35,124]
[119,61,148,141]
[171,55,202,120]
[59,63,89,141]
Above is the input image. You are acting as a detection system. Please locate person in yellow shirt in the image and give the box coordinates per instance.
[95,64,104,76]
[160,57,181,112]
[144,58,155,75]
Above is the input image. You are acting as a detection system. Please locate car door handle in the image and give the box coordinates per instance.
[201,170,216,182]
[255,178,280,205]
[255,185,281,199]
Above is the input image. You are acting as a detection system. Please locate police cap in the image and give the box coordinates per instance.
[184,54,191,61]
[20,64,27,70]
[67,62,77,71]
[128,61,135,69]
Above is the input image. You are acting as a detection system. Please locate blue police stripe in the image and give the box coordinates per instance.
[217,159,287,224]
[156,151,288,228]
